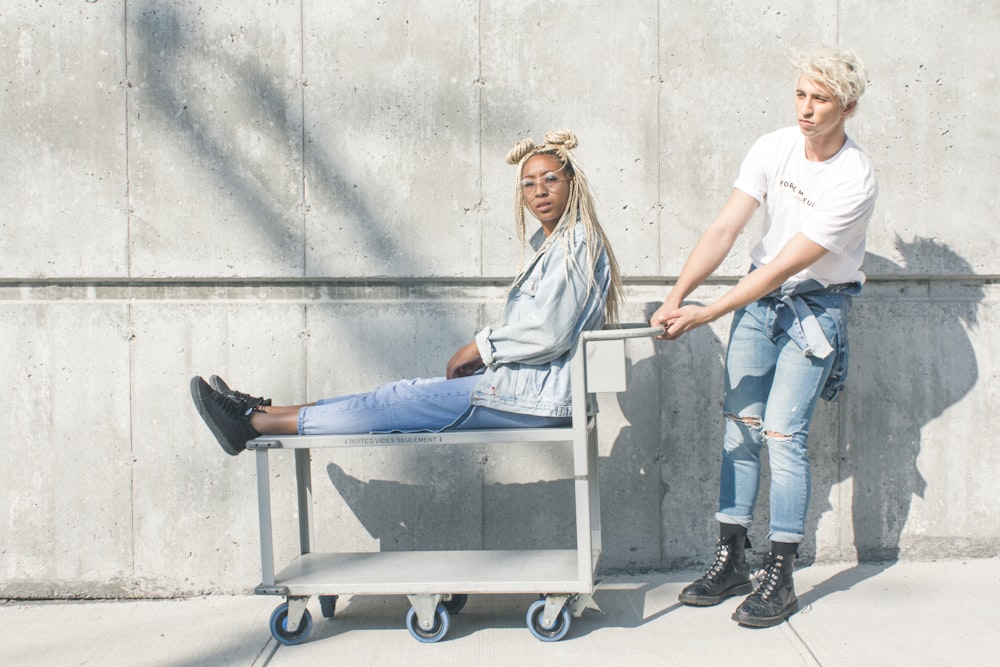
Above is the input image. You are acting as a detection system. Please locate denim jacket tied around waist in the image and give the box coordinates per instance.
[470,222,610,417]
[758,271,862,402]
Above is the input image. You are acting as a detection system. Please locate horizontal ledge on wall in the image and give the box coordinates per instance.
[0,275,995,304]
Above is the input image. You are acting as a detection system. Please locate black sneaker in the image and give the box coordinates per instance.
[190,376,260,455]
[209,375,271,411]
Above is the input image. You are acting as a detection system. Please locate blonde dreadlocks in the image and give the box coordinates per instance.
[506,129,623,326]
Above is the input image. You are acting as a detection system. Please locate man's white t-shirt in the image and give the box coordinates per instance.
[733,126,878,287]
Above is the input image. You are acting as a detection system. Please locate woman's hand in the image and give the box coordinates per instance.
[446,341,485,379]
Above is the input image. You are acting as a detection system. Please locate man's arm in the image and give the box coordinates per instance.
[660,232,829,340]
[651,190,759,329]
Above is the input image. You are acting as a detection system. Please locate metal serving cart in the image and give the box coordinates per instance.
[246,325,662,644]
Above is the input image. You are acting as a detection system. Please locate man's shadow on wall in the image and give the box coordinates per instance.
[614,236,981,608]
[797,237,981,604]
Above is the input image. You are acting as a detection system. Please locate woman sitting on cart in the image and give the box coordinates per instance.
[192,129,624,455]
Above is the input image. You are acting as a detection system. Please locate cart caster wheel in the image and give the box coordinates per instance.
[441,593,468,615]
[269,602,313,646]
[526,599,571,642]
[405,604,450,643]
[319,595,338,618]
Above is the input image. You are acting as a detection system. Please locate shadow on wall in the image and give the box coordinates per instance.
[796,236,982,606]
[326,459,577,552]
[131,3,405,269]
[605,317,727,571]
[836,237,981,561]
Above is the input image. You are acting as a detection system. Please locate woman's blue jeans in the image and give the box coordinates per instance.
[716,297,839,543]
[297,375,570,434]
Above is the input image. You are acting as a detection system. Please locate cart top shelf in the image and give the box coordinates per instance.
[248,426,578,450]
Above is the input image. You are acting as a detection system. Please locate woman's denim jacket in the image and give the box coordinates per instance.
[471,221,610,417]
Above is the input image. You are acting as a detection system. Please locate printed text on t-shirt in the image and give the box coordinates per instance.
[779,180,815,208]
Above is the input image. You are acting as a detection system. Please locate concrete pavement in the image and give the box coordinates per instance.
[3,558,997,666]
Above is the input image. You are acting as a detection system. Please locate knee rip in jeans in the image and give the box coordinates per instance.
[724,413,793,442]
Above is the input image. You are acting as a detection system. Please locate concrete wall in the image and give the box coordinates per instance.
[1,0,996,597]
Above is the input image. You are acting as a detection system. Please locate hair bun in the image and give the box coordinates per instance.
[543,129,578,151]
[506,138,536,165]
[507,130,578,165]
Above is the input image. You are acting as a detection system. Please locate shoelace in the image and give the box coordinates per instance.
[751,554,787,600]
[226,390,270,412]
[211,390,250,419]
[703,542,732,581]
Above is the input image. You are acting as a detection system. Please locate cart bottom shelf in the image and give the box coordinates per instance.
[260,549,596,596]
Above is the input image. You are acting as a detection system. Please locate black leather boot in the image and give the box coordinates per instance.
[678,523,752,606]
[732,541,799,627]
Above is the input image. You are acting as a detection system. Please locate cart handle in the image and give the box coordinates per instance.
[581,324,665,342]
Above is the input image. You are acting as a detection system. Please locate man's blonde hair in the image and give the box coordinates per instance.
[790,46,868,113]
[506,129,623,325]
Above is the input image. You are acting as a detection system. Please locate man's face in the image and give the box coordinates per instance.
[795,74,853,143]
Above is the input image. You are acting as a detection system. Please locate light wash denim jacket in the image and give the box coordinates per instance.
[765,276,861,402]
[471,221,611,417]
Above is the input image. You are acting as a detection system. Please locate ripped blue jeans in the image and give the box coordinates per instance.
[716,296,841,543]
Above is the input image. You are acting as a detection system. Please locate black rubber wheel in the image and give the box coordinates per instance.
[269,602,313,646]
[441,593,468,615]
[319,595,338,618]
[526,598,571,642]
[405,604,450,643]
